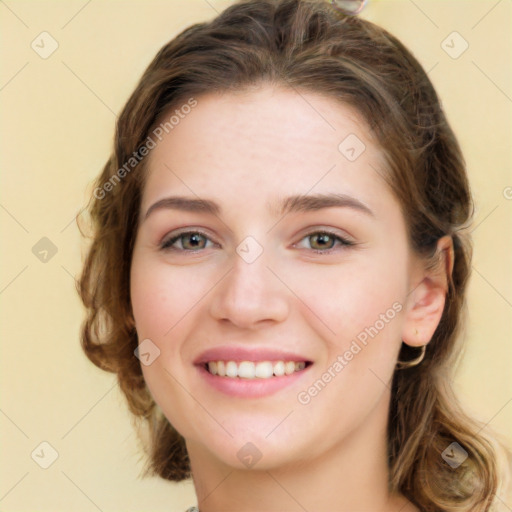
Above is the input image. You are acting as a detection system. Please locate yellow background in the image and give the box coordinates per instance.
[1,1,510,510]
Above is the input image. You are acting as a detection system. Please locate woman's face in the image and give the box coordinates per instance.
[130,86,422,470]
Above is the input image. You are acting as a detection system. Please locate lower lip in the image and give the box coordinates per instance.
[196,364,312,398]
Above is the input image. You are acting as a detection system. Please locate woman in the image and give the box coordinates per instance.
[78,0,508,510]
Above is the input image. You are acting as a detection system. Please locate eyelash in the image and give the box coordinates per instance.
[160,230,355,255]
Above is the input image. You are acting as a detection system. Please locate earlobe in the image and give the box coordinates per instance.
[401,236,454,347]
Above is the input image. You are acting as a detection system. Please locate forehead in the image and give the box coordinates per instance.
[150,86,374,160]
[141,86,392,216]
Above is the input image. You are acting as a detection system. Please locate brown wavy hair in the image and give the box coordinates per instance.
[77,1,507,510]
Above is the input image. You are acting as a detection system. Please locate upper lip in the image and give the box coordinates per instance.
[194,346,312,365]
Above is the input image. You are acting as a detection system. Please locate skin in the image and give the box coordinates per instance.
[130,86,453,512]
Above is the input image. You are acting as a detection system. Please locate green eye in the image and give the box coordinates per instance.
[309,233,337,250]
[161,232,212,251]
[160,230,354,254]
[298,231,354,253]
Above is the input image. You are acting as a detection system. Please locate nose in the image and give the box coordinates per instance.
[209,245,290,329]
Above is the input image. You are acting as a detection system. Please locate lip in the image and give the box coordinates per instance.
[194,346,313,398]
[194,346,312,365]
[196,363,312,398]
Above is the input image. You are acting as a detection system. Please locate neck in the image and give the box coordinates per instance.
[186,392,415,512]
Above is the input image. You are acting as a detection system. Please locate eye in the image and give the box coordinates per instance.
[295,230,354,254]
[160,231,215,251]
[160,229,354,254]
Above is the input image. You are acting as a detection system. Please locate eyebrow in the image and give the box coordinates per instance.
[143,192,374,221]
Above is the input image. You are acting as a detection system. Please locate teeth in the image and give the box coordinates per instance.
[208,361,218,375]
[255,361,273,379]
[206,360,308,379]
[226,361,238,378]
[273,361,285,376]
[285,361,295,375]
[238,361,256,379]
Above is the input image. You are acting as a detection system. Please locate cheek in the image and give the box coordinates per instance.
[130,256,212,339]
[287,251,406,341]
[130,256,207,436]
[289,258,405,436]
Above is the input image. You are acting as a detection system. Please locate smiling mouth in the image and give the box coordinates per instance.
[204,360,312,379]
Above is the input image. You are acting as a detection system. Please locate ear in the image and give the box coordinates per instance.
[401,235,454,347]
